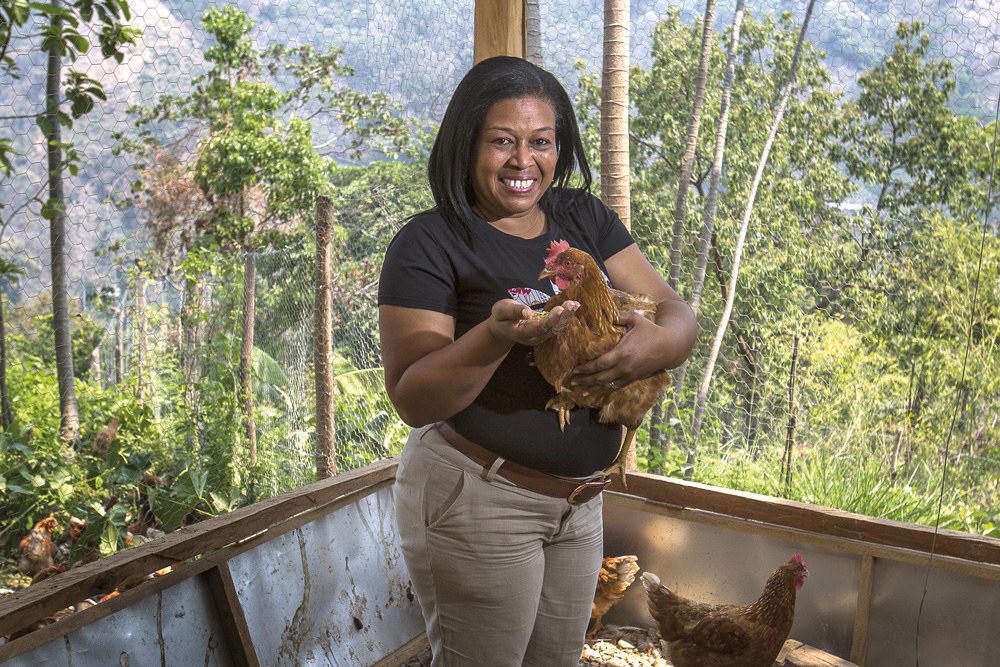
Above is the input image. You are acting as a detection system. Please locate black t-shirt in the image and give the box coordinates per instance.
[378,190,635,476]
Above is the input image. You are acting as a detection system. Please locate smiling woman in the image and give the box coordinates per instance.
[470,96,558,236]
[377,55,697,667]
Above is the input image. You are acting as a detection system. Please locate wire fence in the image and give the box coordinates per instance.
[2,0,999,537]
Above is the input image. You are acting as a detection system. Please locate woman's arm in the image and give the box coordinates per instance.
[570,243,698,389]
[380,299,579,427]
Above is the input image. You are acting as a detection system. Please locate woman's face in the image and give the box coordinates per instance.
[470,96,558,225]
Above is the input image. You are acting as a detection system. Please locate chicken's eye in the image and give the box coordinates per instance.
[563,259,573,267]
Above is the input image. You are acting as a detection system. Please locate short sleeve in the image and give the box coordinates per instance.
[378,214,459,317]
[592,197,635,259]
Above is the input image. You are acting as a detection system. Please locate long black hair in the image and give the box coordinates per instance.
[428,56,593,242]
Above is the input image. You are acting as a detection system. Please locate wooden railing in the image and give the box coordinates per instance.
[3,462,999,665]
[0,459,399,664]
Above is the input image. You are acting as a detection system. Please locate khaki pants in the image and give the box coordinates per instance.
[394,425,604,667]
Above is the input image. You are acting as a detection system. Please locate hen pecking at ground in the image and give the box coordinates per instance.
[589,555,640,637]
[641,554,809,667]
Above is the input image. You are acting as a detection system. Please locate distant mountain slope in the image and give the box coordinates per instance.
[2,0,997,301]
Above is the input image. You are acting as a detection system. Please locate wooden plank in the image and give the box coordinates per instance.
[0,458,398,639]
[474,0,525,64]
[611,472,1000,567]
[0,556,200,662]
[779,639,859,666]
[607,492,1000,584]
[850,555,874,665]
[206,561,260,667]
[0,478,396,663]
[370,633,430,667]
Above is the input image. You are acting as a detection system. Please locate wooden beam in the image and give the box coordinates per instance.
[850,555,874,665]
[610,472,1000,568]
[371,633,430,667]
[0,458,398,639]
[207,562,260,667]
[474,0,525,63]
[0,477,397,663]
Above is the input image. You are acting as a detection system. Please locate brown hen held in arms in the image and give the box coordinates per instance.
[533,240,669,485]
[642,554,809,667]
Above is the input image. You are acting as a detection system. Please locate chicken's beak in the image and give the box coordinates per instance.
[538,267,556,280]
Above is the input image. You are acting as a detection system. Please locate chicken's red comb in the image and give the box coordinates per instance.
[544,239,571,267]
[790,553,804,565]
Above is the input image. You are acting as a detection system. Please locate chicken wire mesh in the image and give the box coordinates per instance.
[1,0,999,544]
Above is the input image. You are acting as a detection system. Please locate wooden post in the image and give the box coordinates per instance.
[315,196,336,479]
[525,0,542,65]
[474,0,526,63]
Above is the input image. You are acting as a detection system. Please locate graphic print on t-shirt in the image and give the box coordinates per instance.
[507,286,552,309]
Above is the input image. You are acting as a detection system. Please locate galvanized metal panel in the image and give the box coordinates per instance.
[864,557,1000,666]
[3,573,234,667]
[600,500,860,659]
[227,485,424,666]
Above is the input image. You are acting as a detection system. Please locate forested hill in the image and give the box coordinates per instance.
[2,0,998,301]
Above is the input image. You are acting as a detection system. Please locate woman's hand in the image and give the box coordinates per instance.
[487,298,580,347]
[380,298,579,427]
[569,310,669,391]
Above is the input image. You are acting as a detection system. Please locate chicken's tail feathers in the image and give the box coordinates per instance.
[640,571,662,591]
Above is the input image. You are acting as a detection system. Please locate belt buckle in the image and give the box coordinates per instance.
[567,477,611,504]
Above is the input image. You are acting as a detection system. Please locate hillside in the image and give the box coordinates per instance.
[2,0,998,302]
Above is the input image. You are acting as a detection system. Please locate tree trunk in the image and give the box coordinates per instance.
[314,196,336,479]
[689,0,745,317]
[689,0,818,469]
[115,305,124,384]
[601,0,634,470]
[239,246,257,467]
[181,275,202,451]
[783,330,800,497]
[662,0,743,467]
[0,292,11,430]
[46,0,79,442]
[91,347,101,386]
[667,0,716,292]
[134,263,147,400]
[601,0,630,230]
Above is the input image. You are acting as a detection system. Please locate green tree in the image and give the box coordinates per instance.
[118,4,410,479]
[1,0,137,441]
[576,9,852,473]
[830,21,996,474]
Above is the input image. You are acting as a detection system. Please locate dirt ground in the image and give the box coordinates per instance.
[400,625,669,667]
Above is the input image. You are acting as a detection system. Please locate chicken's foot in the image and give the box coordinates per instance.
[606,428,637,489]
[544,393,577,432]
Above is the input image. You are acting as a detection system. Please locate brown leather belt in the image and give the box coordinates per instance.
[434,421,610,504]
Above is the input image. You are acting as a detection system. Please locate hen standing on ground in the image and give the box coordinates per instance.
[17,517,60,578]
[533,240,670,483]
[92,415,119,458]
[642,554,809,667]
